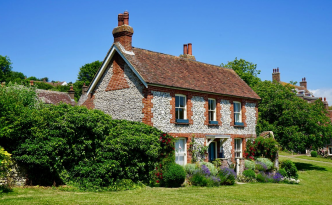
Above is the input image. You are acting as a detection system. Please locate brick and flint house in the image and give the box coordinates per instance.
[79,11,261,165]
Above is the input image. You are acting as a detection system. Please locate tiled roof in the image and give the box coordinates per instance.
[280,82,310,94]
[121,47,260,100]
[37,89,75,106]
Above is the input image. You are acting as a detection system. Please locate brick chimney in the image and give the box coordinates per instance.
[30,80,34,86]
[272,67,280,82]
[323,97,329,110]
[112,11,134,51]
[181,43,196,60]
[82,83,88,95]
[300,77,307,89]
[68,86,75,100]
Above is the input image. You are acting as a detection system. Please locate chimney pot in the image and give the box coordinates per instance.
[304,77,306,81]
[123,11,129,25]
[118,14,124,26]
[183,44,188,55]
[188,43,192,55]
[277,67,279,72]
[324,97,326,101]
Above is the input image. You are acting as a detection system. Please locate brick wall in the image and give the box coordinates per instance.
[105,53,130,91]
[82,93,95,109]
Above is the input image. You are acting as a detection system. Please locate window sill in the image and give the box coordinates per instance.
[234,125,245,128]
[208,123,219,126]
[175,119,189,125]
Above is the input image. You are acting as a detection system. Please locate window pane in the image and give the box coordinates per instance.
[175,96,180,107]
[180,96,185,107]
[235,113,240,122]
[175,108,179,119]
[209,111,212,121]
[234,102,240,112]
[211,100,215,110]
[175,139,185,153]
[179,108,184,119]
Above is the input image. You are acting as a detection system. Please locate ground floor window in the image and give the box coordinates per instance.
[329,146,332,155]
[234,138,242,158]
[175,138,187,165]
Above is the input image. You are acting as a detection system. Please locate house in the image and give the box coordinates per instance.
[79,11,260,165]
[272,68,332,155]
[29,81,76,105]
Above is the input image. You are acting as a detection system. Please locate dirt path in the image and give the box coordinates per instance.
[280,155,332,165]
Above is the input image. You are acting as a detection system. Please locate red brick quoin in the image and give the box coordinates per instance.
[105,53,130,91]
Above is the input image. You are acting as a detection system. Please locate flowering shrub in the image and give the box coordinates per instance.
[200,162,218,176]
[282,177,300,184]
[184,163,197,175]
[256,158,273,170]
[244,136,279,161]
[0,146,12,179]
[255,161,268,171]
[218,168,236,185]
[242,169,256,179]
[188,137,208,163]
[189,164,222,187]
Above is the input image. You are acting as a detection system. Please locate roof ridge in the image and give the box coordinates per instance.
[132,47,232,71]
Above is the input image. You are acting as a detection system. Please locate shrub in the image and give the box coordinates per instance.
[244,136,279,161]
[200,162,218,176]
[278,168,287,177]
[242,169,256,179]
[281,160,298,179]
[256,158,273,170]
[0,146,13,179]
[163,163,186,187]
[218,168,236,185]
[191,172,208,186]
[184,163,198,175]
[245,160,255,170]
[311,151,318,157]
[255,161,268,171]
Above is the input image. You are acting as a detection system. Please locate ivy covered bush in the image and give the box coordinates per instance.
[280,160,298,180]
[0,84,175,189]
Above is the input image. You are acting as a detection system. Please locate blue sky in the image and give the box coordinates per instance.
[1,0,332,103]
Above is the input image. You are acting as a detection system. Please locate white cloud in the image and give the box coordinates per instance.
[310,88,332,106]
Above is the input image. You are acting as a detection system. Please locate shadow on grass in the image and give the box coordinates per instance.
[294,162,327,171]
[0,185,13,194]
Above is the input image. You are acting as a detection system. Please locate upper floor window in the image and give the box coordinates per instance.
[175,94,188,123]
[234,101,243,126]
[208,98,217,123]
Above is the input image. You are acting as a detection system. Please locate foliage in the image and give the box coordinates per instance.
[280,160,298,179]
[188,137,208,163]
[256,158,273,170]
[242,169,256,179]
[163,163,185,187]
[255,161,268,171]
[0,55,13,82]
[190,137,208,163]
[221,57,261,88]
[0,84,174,188]
[73,60,102,100]
[184,163,197,175]
[190,164,221,187]
[245,159,255,170]
[253,80,332,152]
[244,136,279,161]
[200,162,218,176]
[278,168,287,177]
[218,168,236,185]
[0,146,13,179]
[311,151,317,157]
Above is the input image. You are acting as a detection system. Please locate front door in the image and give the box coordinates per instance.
[209,142,216,162]
[175,138,186,165]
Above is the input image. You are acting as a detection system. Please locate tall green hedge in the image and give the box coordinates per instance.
[0,84,174,188]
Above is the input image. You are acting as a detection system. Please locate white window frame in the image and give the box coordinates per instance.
[175,94,187,120]
[208,98,216,121]
[233,101,242,123]
[329,146,332,156]
[175,138,187,165]
[234,138,242,158]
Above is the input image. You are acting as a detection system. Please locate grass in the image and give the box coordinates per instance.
[1,155,332,204]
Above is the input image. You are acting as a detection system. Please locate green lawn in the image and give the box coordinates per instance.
[1,155,332,204]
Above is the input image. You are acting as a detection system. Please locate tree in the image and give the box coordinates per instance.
[0,55,13,82]
[221,57,261,88]
[253,80,332,152]
[74,60,102,100]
